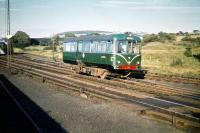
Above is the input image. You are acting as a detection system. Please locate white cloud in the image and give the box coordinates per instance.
[95,0,200,11]
[95,0,145,8]
[128,6,200,10]
[11,8,22,11]
[31,5,52,9]
[94,0,145,8]
[99,0,143,5]
[94,3,120,8]
[0,7,22,11]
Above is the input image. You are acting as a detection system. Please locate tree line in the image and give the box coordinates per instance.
[9,31,79,48]
[9,31,61,48]
[143,32,176,43]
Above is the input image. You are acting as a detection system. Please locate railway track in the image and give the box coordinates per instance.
[145,73,200,85]
[2,55,200,99]
[2,56,200,102]
[1,55,200,100]
[14,54,200,85]
[0,54,200,129]
[1,55,200,103]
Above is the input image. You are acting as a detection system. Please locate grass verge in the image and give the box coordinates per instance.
[142,42,200,78]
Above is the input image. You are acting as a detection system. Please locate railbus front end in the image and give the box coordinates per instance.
[111,34,146,78]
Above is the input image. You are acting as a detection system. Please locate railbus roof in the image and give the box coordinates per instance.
[64,34,142,43]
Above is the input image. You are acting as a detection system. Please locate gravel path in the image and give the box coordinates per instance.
[0,71,184,133]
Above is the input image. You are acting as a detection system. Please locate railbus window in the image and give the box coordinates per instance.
[100,41,107,53]
[63,42,77,52]
[83,41,90,53]
[64,42,70,52]
[106,40,113,53]
[78,41,83,52]
[91,41,97,53]
[96,41,102,53]
[70,42,77,52]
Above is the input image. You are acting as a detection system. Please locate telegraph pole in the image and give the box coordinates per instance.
[6,0,11,71]
[6,0,10,36]
[53,38,55,61]
[52,35,55,61]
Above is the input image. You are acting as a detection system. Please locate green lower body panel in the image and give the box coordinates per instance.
[63,52,145,75]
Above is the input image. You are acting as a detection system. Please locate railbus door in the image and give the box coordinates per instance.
[112,38,117,69]
[76,41,84,64]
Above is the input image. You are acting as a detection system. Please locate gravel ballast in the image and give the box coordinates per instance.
[0,71,182,133]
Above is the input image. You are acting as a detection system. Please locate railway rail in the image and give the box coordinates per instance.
[14,53,200,85]
[1,55,200,104]
[145,73,200,85]
[1,56,199,98]
[1,55,199,98]
[0,54,199,129]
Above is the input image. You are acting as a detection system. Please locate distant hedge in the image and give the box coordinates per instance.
[182,37,200,46]
[143,32,176,43]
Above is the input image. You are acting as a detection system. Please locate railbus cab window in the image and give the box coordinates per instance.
[118,41,127,53]
[133,44,140,54]
[131,40,140,54]
[117,40,140,54]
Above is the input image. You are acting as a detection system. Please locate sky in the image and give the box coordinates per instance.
[0,0,200,38]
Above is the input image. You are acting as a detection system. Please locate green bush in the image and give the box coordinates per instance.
[24,48,40,51]
[158,32,176,41]
[184,47,192,57]
[43,46,52,50]
[43,46,58,52]
[193,54,200,61]
[170,57,183,66]
[143,34,159,43]
[60,47,63,51]
[143,32,176,43]
[182,37,200,46]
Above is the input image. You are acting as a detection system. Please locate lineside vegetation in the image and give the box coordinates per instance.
[12,31,200,78]
[142,33,200,78]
